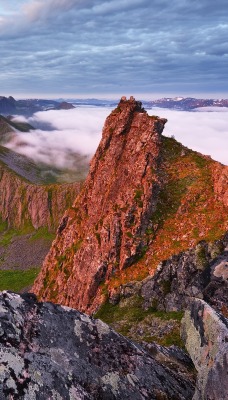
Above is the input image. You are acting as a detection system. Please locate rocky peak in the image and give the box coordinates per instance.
[33,97,167,312]
[33,97,227,315]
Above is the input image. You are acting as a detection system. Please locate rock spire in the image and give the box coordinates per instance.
[33,97,167,312]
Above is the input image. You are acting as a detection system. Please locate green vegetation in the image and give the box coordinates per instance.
[195,244,208,269]
[134,189,143,200]
[0,268,40,292]
[0,219,8,234]
[94,296,184,347]
[0,224,43,247]
[29,227,55,242]
[126,231,133,238]
[134,188,143,207]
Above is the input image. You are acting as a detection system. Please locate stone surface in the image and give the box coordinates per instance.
[181,298,228,400]
[0,291,195,399]
[213,163,228,207]
[119,233,228,315]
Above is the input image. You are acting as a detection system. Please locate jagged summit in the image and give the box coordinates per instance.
[33,97,167,312]
[33,97,227,314]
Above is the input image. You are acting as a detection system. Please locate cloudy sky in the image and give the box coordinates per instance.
[0,0,228,98]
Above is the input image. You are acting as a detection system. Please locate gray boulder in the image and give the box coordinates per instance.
[0,291,195,399]
[181,298,228,400]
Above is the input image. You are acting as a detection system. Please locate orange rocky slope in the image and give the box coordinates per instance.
[33,97,228,313]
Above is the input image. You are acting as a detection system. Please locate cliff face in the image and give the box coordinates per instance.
[33,98,166,311]
[0,164,81,231]
[33,97,228,314]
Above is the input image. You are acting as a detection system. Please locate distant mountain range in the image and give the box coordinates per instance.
[61,96,228,111]
[144,96,228,110]
[1,95,228,116]
[0,96,75,116]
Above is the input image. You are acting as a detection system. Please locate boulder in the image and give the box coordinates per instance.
[181,298,228,400]
[0,291,195,399]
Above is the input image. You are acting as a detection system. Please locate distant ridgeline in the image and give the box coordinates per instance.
[0,95,75,116]
[1,94,228,115]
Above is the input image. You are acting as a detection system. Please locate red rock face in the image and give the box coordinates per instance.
[0,165,81,231]
[212,164,228,207]
[33,98,167,312]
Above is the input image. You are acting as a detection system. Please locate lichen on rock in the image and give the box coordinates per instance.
[181,298,228,400]
[0,291,195,399]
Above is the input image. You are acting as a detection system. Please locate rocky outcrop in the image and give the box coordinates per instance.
[0,291,195,399]
[0,164,81,231]
[33,97,167,312]
[213,164,228,207]
[117,233,228,316]
[181,298,228,400]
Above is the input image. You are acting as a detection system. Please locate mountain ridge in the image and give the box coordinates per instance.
[33,97,228,313]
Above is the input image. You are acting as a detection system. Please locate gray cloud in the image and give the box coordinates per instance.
[0,0,227,96]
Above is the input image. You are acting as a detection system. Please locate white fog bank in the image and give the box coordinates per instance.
[148,108,228,165]
[7,106,228,168]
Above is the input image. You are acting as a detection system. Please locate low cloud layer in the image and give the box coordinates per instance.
[150,108,228,165]
[6,107,228,171]
[9,108,109,169]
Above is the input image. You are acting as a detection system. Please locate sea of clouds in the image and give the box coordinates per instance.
[7,106,228,169]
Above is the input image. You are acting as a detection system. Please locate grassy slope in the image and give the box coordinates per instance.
[0,269,40,292]
[95,295,184,348]
[0,223,55,292]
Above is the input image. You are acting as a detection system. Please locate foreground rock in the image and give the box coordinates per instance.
[181,298,228,400]
[0,291,195,399]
